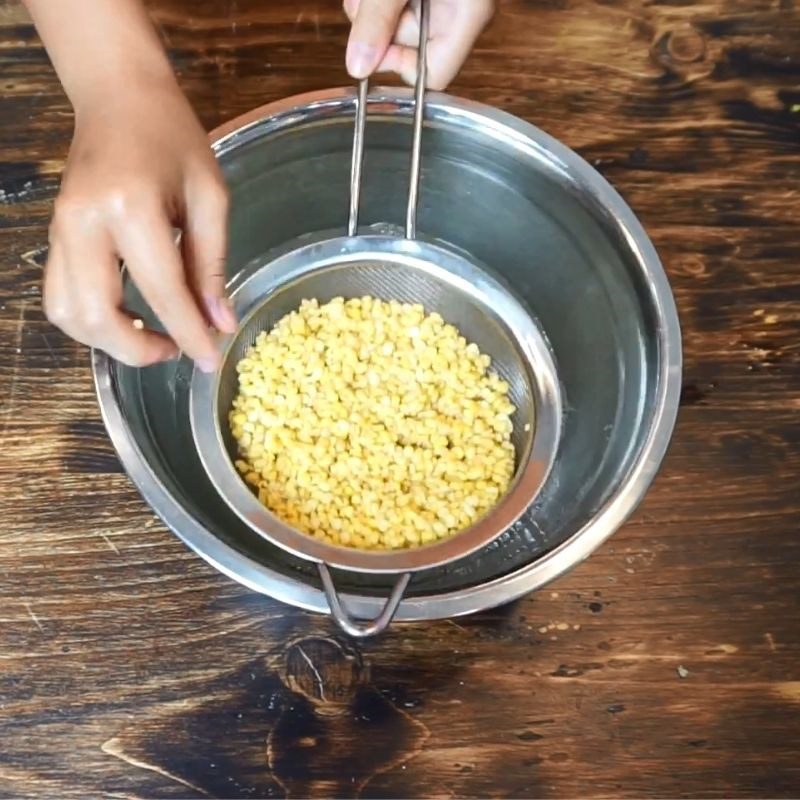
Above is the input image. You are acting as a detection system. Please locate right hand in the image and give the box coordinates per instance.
[44,78,235,371]
[344,0,494,90]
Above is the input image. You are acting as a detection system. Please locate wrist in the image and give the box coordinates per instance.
[22,0,181,120]
[71,57,180,120]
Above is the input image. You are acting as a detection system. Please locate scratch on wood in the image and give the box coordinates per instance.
[1,301,27,436]
[765,632,777,651]
[101,737,211,797]
[20,245,47,270]
[0,377,17,437]
[446,619,469,634]
[40,332,61,366]
[100,533,120,555]
[23,602,44,632]
[296,645,326,702]
[294,9,321,41]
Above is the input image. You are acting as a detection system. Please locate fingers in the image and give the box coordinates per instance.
[345,0,407,78]
[426,0,494,90]
[375,44,418,86]
[45,167,232,372]
[44,224,178,367]
[344,0,495,90]
[388,7,419,48]
[371,8,418,84]
[111,196,220,371]
[182,168,237,334]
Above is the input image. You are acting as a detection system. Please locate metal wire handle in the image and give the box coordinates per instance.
[319,565,411,638]
[335,0,430,635]
[348,0,430,240]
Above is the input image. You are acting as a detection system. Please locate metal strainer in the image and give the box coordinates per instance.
[190,0,562,636]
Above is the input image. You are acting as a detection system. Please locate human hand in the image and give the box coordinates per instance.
[44,79,234,371]
[343,0,494,90]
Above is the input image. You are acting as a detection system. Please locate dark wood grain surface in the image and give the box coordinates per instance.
[2,1,800,797]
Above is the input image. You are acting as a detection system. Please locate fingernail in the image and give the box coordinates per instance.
[205,294,238,334]
[153,340,181,363]
[346,40,377,78]
[196,356,219,374]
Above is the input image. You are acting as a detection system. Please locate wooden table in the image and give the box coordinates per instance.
[1,1,799,797]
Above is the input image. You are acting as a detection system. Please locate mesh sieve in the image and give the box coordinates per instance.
[190,236,561,635]
[189,0,561,637]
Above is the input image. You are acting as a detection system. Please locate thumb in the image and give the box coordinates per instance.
[346,0,407,79]
[183,171,237,334]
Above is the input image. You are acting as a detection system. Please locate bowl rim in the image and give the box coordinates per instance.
[92,86,682,621]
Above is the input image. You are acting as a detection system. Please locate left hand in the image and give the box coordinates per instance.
[343,0,495,91]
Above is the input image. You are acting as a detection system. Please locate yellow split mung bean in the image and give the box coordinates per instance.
[229,296,517,551]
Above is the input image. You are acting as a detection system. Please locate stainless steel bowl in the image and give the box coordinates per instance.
[93,87,682,625]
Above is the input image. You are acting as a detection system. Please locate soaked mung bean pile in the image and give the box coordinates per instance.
[229,296,516,550]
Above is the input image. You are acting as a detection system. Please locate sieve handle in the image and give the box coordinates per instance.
[319,563,411,638]
[346,0,429,241]
[405,0,430,241]
[347,78,369,237]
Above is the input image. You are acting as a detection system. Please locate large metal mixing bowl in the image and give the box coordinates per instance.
[93,87,681,623]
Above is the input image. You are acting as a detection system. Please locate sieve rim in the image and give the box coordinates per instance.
[190,235,561,574]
